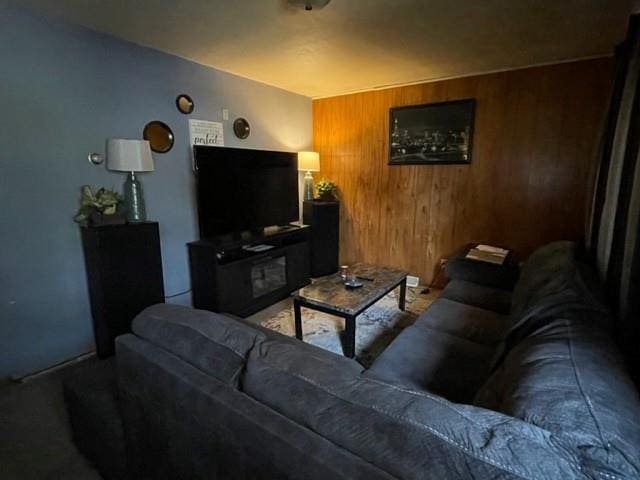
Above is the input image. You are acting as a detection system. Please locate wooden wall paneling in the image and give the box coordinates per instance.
[436,76,477,267]
[495,68,546,254]
[525,66,571,249]
[386,82,431,274]
[351,93,369,261]
[361,89,387,265]
[356,88,380,267]
[461,74,507,247]
[414,82,448,276]
[312,59,613,283]
[398,84,435,274]
[535,64,587,248]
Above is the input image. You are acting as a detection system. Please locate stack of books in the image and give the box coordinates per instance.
[465,244,509,265]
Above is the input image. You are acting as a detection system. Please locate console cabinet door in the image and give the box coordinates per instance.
[188,232,311,317]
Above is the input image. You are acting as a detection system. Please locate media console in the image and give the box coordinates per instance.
[187,225,310,317]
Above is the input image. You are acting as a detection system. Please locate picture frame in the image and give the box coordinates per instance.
[388,98,476,165]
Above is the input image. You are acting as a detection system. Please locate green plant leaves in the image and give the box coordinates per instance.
[74,185,122,225]
[316,178,337,195]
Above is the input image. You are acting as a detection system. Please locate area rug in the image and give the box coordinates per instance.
[259,287,439,367]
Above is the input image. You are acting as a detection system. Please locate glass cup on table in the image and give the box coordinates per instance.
[339,265,349,281]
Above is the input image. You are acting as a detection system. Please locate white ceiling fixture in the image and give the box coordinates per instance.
[17,0,632,98]
[287,0,331,11]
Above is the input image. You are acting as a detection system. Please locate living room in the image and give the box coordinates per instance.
[2,0,640,479]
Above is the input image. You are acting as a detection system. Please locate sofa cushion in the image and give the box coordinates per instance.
[475,317,640,478]
[241,334,586,479]
[116,333,390,480]
[511,241,574,316]
[440,279,512,314]
[364,325,495,403]
[242,337,364,391]
[132,304,264,386]
[493,242,611,369]
[510,241,607,322]
[414,297,509,345]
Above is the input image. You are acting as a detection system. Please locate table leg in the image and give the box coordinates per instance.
[294,300,303,340]
[344,315,356,359]
[398,278,407,311]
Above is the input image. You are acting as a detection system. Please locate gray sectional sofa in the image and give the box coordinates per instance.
[66,241,640,479]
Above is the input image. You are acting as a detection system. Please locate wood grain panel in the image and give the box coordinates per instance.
[312,59,613,283]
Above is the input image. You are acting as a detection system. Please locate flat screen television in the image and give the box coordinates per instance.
[193,146,299,238]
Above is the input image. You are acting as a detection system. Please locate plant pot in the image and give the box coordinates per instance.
[317,192,337,202]
[89,211,127,226]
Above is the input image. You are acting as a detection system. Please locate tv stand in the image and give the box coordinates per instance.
[187,225,310,317]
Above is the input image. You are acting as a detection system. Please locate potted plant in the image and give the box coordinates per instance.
[73,185,126,226]
[315,178,338,201]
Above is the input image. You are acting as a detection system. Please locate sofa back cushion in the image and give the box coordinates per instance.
[132,304,263,386]
[241,335,593,479]
[496,242,610,365]
[510,241,574,316]
[510,241,607,320]
[475,317,640,478]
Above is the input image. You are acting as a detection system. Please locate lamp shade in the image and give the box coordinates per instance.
[297,151,320,172]
[107,139,154,172]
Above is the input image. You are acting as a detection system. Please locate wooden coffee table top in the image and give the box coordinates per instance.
[292,263,408,316]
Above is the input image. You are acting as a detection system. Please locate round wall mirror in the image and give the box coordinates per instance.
[233,118,250,139]
[176,94,194,114]
[143,121,174,153]
[87,152,104,165]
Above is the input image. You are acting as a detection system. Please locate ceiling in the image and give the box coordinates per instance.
[18,0,633,98]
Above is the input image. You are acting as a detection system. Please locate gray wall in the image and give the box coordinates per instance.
[0,1,311,378]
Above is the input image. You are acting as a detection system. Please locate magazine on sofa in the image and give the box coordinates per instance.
[465,244,509,264]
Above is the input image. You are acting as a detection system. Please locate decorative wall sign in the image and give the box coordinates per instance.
[189,119,224,147]
[389,98,475,165]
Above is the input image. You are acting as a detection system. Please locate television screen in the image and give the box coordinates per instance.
[194,146,299,238]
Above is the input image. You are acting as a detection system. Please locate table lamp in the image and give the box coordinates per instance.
[107,139,154,222]
[297,151,320,201]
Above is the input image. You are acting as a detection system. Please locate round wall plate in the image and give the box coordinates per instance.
[233,117,250,139]
[143,120,174,153]
[176,94,194,114]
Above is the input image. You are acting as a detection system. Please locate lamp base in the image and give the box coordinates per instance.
[123,172,146,222]
[303,171,314,201]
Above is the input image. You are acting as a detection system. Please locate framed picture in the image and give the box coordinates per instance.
[388,98,475,165]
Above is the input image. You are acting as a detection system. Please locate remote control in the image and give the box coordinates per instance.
[356,276,374,282]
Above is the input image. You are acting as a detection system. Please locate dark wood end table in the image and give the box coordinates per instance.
[291,263,408,358]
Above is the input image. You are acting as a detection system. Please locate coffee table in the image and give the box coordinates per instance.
[291,263,408,358]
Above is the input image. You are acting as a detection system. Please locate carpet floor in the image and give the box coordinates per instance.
[256,286,439,366]
[0,359,102,480]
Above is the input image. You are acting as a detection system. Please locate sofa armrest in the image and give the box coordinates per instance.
[444,246,519,291]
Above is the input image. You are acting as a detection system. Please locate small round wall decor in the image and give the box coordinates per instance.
[176,94,194,114]
[143,120,174,153]
[233,118,251,139]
